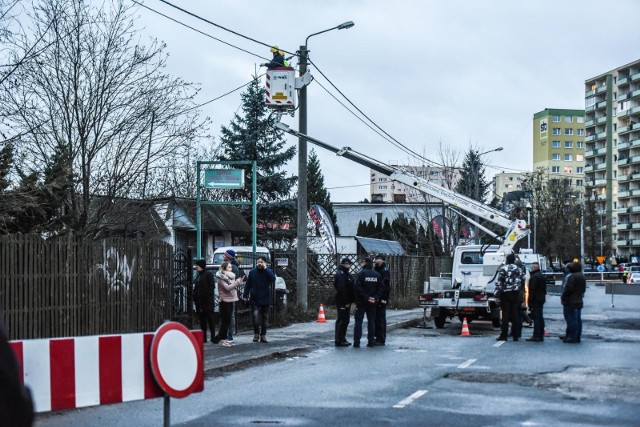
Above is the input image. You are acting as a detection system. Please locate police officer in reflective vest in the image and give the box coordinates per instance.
[334,257,355,347]
[353,257,382,348]
[373,254,391,346]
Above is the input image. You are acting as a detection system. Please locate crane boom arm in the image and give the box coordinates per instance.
[277,122,513,230]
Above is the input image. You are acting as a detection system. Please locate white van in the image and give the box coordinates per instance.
[210,246,271,272]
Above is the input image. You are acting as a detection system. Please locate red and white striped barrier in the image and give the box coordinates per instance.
[10,330,204,413]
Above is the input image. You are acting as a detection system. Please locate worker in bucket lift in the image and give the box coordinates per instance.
[268,46,289,68]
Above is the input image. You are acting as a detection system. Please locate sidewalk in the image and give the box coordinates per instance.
[202,308,424,375]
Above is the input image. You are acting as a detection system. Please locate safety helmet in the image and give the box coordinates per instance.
[278,50,284,56]
[270,45,278,53]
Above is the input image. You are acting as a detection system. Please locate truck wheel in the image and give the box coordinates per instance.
[492,318,501,328]
[434,315,447,329]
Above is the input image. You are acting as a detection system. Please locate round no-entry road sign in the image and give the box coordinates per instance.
[150,322,203,398]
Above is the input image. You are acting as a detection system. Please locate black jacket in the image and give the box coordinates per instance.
[561,272,586,308]
[354,266,381,306]
[374,263,391,302]
[334,266,355,306]
[527,270,547,305]
[243,267,276,306]
[194,269,216,312]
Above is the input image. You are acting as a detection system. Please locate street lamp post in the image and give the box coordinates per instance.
[297,21,354,312]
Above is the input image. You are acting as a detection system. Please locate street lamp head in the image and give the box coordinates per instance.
[338,21,355,30]
[526,202,532,210]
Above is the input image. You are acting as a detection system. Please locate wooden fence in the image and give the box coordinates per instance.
[0,234,173,340]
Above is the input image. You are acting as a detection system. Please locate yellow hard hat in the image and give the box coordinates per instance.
[270,45,278,53]
[278,50,284,56]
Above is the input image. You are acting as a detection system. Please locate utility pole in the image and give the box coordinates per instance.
[297,45,309,312]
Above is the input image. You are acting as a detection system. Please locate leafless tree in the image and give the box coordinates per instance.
[0,0,209,235]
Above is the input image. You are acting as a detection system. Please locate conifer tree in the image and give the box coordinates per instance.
[356,220,367,236]
[307,149,339,235]
[217,76,297,247]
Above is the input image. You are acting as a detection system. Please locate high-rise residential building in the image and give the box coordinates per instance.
[532,108,586,192]
[369,165,460,203]
[585,58,640,259]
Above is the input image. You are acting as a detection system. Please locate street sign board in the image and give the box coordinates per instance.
[204,169,244,189]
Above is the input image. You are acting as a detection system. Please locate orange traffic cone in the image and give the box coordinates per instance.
[460,317,470,336]
[316,304,327,323]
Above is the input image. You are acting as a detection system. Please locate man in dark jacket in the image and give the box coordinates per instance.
[373,254,391,346]
[193,259,217,343]
[495,253,525,341]
[561,262,586,344]
[526,262,547,342]
[353,257,382,348]
[334,257,355,347]
[243,256,276,343]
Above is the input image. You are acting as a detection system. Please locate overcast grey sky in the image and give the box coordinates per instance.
[134,0,640,202]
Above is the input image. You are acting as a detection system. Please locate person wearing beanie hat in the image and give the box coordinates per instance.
[373,254,391,346]
[353,257,382,348]
[334,257,355,347]
[495,252,525,342]
[224,249,237,260]
[193,259,217,343]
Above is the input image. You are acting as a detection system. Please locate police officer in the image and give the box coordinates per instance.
[334,257,355,347]
[353,257,382,348]
[373,254,390,346]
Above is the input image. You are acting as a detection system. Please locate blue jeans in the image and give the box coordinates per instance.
[564,306,582,342]
[251,305,270,336]
[530,302,545,339]
[354,303,376,345]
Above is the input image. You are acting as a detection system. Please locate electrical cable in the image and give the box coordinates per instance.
[154,0,297,57]
[132,0,270,61]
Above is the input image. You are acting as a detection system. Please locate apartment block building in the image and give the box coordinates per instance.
[369,165,460,203]
[532,108,586,192]
[585,58,640,258]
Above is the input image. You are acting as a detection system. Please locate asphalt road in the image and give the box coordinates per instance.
[36,283,640,426]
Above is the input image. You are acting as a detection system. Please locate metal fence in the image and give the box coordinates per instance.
[0,234,173,340]
[272,252,446,309]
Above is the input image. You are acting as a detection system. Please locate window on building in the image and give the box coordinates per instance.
[565,141,573,148]
[551,166,560,173]
[378,177,387,182]
[565,128,574,135]
[577,179,584,186]
[577,141,584,148]
[564,116,573,123]
[577,117,585,123]
[577,129,585,136]
[565,154,573,161]
[576,155,584,161]
[564,167,573,173]
[379,185,388,190]
[585,97,595,107]
[553,115,560,122]
[552,153,561,160]
[577,167,583,173]
[553,128,561,135]
[552,140,561,148]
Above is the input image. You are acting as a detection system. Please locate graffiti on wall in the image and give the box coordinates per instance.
[95,244,136,294]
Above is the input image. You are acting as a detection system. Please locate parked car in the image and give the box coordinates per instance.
[544,267,557,285]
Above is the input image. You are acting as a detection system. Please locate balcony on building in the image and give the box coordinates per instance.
[629,206,640,214]
[632,222,640,230]
[630,155,640,166]
[619,190,631,199]
[596,100,607,110]
[617,223,630,231]
[631,239,640,247]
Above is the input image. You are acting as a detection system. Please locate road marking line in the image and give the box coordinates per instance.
[493,341,505,347]
[457,358,477,369]
[393,390,428,408]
